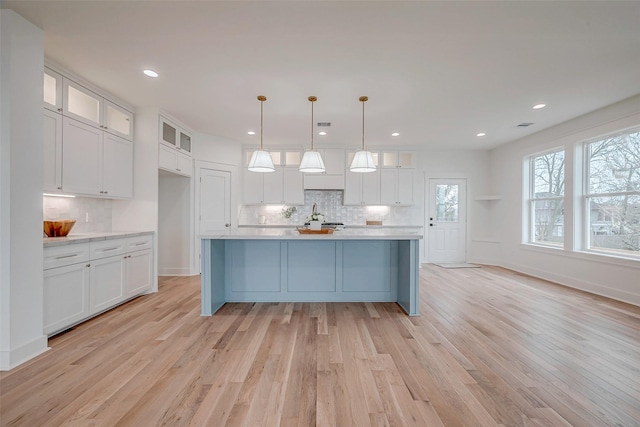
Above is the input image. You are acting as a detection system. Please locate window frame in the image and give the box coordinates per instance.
[583,127,640,257]
[527,147,566,248]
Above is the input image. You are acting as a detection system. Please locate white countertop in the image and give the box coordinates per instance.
[43,231,153,247]
[201,228,422,240]
[238,224,423,229]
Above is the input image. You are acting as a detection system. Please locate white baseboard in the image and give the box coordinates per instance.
[158,267,193,277]
[0,334,49,371]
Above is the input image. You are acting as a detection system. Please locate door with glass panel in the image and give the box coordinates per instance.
[428,179,467,263]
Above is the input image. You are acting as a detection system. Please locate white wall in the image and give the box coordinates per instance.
[487,95,640,306]
[0,10,48,370]
[415,149,491,263]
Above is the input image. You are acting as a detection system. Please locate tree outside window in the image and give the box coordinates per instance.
[530,150,565,246]
[586,130,640,254]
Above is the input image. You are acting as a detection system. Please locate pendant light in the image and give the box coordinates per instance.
[299,96,326,173]
[247,95,275,172]
[350,96,376,173]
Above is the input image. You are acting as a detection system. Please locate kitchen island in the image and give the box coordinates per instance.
[200,229,421,316]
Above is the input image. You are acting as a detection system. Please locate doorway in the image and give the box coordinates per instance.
[427,178,467,263]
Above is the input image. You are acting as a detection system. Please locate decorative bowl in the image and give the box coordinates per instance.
[296,227,334,235]
[43,219,76,237]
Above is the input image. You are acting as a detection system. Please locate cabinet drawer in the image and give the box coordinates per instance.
[90,238,127,259]
[44,243,90,270]
[127,235,153,252]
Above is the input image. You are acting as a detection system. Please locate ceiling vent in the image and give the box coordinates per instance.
[518,122,534,127]
[317,122,331,127]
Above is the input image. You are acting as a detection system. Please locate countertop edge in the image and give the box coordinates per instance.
[44,231,154,248]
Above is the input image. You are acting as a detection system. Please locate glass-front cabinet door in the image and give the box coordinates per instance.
[104,100,133,141]
[162,119,177,146]
[63,79,101,128]
[179,130,192,153]
[44,68,63,112]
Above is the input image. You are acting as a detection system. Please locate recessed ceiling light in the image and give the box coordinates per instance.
[477,132,486,137]
[143,69,158,78]
[318,131,327,136]
[533,103,546,110]
[391,132,400,137]
[247,131,256,135]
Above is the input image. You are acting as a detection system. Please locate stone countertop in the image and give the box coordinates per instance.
[238,224,423,229]
[202,228,422,240]
[43,231,154,248]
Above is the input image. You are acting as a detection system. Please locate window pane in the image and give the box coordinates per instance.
[589,195,640,254]
[436,184,458,222]
[588,131,640,194]
[532,199,564,244]
[533,151,565,197]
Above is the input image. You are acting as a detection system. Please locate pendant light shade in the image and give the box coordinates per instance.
[299,96,325,173]
[350,96,376,173]
[248,95,275,173]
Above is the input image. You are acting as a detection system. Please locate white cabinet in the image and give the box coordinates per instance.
[303,148,345,190]
[159,144,192,177]
[344,151,380,205]
[62,117,133,198]
[380,151,416,169]
[43,243,91,335]
[43,66,135,198]
[158,116,193,177]
[380,168,415,205]
[44,67,63,113]
[90,254,126,314]
[43,108,63,193]
[243,149,304,204]
[160,116,192,153]
[63,78,134,141]
[43,261,91,335]
[43,234,154,336]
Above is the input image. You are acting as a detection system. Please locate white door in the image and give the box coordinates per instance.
[200,169,231,234]
[428,178,467,263]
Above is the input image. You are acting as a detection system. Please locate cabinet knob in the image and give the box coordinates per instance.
[57,108,62,112]
[57,186,62,190]
[225,223,231,228]
[86,263,90,267]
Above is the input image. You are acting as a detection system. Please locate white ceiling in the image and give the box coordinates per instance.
[4,1,640,151]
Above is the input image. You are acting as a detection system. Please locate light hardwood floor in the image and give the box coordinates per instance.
[1,265,639,426]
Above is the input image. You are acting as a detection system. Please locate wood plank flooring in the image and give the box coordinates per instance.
[1,265,639,426]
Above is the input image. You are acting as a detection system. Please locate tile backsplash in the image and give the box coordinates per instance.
[239,190,421,226]
[43,196,112,234]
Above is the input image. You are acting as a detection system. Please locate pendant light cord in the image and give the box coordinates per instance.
[258,95,266,150]
[359,96,368,150]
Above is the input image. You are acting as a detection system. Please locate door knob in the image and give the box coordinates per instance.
[429,224,434,227]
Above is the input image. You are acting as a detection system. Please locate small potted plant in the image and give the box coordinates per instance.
[307,203,324,230]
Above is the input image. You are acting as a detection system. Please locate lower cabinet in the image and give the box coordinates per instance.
[43,234,154,336]
[90,255,126,315]
[43,262,91,335]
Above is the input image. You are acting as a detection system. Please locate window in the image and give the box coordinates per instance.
[585,129,640,255]
[529,149,565,246]
[435,184,459,222]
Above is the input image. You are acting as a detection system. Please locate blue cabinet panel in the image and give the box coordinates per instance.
[287,241,336,292]
[342,241,392,292]
[228,240,281,292]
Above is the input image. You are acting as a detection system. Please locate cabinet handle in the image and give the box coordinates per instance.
[104,191,108,194]
[101,247,119,252]
[132,242,147,246]
[55,254,78,260]
[57,108,63,112]
[57,186,62,190]
[104,126,108,130]
[86,264,90,267]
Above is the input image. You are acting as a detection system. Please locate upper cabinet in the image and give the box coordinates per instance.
[380,151,416,169]
[344,151,380,205]
[303,148,346,190]
[63,79,134,141]
[44,67,63,112]
[243,149,304,205]
[160,116,192,154]
[158,116,193,177]
[43,65,135,198]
